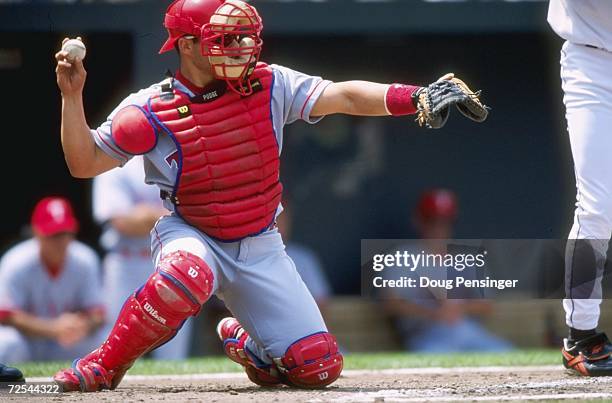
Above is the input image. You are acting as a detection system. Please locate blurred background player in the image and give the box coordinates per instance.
[381,189,511,352]
[276,199,332,311]
[93,156,192,359]
[549,0,612,376]
[0,197,104,363]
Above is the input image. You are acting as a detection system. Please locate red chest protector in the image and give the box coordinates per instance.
[149,64,282,241]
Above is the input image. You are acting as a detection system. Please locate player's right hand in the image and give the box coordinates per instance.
[53,313,90,347]
[55,37,87,97]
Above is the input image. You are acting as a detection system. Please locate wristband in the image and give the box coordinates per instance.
[385,84,421,116]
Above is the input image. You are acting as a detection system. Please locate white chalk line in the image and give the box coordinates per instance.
[30,365,563,383]
[320,392,612,402]
[315,373,612,402]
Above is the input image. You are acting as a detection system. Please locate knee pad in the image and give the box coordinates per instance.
[136,250,214,328]
[276,332,343,388]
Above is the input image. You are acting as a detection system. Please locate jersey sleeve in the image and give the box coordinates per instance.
[0,255,28,318]
[295,248,331,301]
[91,87,158,165]
[92,161,136,224]
[74,245,105,312]
[270,64,333,125]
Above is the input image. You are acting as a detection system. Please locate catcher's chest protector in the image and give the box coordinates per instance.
[150,64,282,241]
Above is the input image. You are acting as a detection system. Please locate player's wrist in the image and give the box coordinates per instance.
[385,84,421,116]
[62,91,84,102]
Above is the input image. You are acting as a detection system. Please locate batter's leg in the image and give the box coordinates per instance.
[560,42,612,376]
[218,229,342,388]
[561,42,612,333]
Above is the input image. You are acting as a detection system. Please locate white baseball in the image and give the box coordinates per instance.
[61,38,86,62]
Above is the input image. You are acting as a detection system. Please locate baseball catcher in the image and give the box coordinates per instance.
[53,0,488,392]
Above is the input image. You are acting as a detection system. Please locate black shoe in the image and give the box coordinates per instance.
[0,363,25,383]
[562,332,612,376]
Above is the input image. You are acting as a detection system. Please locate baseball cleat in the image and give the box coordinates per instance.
[53,365,83,392]
[217,317,249,366]
[562,332,612,376]
[217,317,245,342]
[216,317,281,387]
[53,351,122,392]
[0,363,24,383]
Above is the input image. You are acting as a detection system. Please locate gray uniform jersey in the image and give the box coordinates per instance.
[548,0,612,51]
[93,156,162,252]
[0,239,103,318]
[91,64,332,214]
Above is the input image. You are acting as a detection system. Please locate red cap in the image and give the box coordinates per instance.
[31,197,79,236]
[159,0,224,54]
[416,189,458,221]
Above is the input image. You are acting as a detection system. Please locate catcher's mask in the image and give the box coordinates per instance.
[201,0,263,96]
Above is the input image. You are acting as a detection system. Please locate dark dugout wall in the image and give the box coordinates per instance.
[0,2,574,293]
[0,32,132,254]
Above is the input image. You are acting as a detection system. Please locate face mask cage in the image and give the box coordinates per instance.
[200,0,263,96]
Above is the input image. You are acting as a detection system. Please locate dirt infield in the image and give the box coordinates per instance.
[13,366,612,402]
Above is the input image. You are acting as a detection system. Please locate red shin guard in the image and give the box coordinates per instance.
[54,251,214,392]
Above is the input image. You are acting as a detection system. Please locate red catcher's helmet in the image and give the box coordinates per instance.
[160,0,264,96]
[159,0,224,54]
[416,189,458,221]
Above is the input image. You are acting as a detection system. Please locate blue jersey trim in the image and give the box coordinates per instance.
[146,96,186,224]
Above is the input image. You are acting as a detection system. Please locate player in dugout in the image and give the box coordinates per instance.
[52,0,488,392]
[381,190,512,353]
[0,197,105,363]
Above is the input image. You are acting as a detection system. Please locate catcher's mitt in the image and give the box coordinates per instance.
[413,73,489,129]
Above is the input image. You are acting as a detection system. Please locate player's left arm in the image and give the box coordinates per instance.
[311,76,489,129]
[79,308,105,333]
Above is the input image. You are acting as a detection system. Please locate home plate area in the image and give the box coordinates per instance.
[19,365,612,402]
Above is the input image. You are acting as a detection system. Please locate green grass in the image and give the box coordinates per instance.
[16,349,560,378]
[345,350,560,369]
